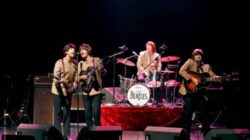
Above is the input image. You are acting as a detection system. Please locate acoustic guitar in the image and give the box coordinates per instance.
[185,71,239,93]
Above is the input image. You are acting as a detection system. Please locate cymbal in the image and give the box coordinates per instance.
[116,58,135,67]
[161,69,175,74]
[160,56,180,62]
[164,80,181,87]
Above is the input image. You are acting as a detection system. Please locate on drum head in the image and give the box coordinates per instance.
[127,84,150,106]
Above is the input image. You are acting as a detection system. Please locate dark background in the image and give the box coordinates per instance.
[1,0,244,127]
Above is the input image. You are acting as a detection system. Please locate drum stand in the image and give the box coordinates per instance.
[164,73,175,107]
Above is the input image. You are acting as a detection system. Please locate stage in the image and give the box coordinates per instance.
[100,103,182,130]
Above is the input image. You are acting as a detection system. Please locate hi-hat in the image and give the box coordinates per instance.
[116,58,135,67]
[160,56,180,62]
[161,69,175,74]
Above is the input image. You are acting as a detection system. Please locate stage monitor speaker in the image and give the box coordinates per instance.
[33,76,54,125]
[77,126,122,140]
[144,126,188,140]
[205,128,250,140]
[17,123,50,140]
[46,126,64,140]
[2,134,35,140]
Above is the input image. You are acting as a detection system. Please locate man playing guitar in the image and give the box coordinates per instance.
[51,43,77,140]
[178,48,218,139]
[77,43,106,127]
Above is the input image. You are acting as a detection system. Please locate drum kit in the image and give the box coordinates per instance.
[115,56,181,106]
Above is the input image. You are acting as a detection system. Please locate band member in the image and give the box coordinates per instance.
[77,43,106,127]
[136,41,162,82]
[179,48,218,138]
[51,43,77,140]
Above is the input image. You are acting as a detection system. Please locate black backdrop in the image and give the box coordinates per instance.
[1,0,244,127]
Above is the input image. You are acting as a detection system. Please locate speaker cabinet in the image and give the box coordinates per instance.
[17,123,50,140]
[144,126,188,140]
[77,126,122,140]
[33,84,54,125]
[205,128,250,140]
[1,134,35,140]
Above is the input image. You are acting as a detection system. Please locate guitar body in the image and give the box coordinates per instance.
[185,71,239,93]
[48,73,74,96]
[80,67,96,93]
[56,82,69,96]
[185,71,209,93]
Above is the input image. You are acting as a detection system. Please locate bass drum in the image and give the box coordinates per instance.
[127,84,150,106]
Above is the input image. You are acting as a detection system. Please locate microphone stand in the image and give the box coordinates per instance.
[2,75,15,140]
[108,51,124,103]
[14,74,32,125]
[74,54,81,133]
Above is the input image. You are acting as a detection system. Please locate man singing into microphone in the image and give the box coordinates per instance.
[51,43,77,140]
[136,41,162,82]
[178,48,218,138]
[76,43,107,127]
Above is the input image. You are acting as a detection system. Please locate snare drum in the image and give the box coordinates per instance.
[127,84,150,106]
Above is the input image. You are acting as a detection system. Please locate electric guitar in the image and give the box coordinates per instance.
[79,67,96,93]
[48,73,74,96]
[185,71,239,93]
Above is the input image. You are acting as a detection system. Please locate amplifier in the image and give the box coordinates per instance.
[34,75,52,86]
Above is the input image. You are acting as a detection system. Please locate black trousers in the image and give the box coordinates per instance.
[83,94,103,127]
[53,94,72,139]
[182,91,210,136]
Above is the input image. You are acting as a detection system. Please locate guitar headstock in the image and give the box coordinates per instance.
[48,73,53,79]
[221,71,239,82]
[48,73,60,80]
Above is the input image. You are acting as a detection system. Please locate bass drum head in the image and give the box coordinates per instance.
[127,84,150,106]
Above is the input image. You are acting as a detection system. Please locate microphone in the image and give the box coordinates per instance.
[75,52,80,55]
[80,63,82,71]
[118,45,128,51]
[132,51,139,57]
[159,44,168,50]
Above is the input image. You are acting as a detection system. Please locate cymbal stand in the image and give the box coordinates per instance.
[123,54,137,77]
[108,50,125,103]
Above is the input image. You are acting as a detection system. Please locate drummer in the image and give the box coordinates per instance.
[136,41,162,82]
[147,61,165,104]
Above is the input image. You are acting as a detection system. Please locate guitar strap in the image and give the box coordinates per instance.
[61,58,65,77]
